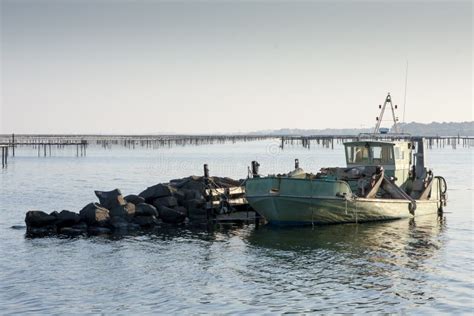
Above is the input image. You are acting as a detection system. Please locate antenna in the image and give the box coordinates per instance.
[402,60,408,129]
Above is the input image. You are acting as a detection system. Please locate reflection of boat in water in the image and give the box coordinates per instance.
[244,215,447,302]
[246,94,448,226]
[246,215,446,258]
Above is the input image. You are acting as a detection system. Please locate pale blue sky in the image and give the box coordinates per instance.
[1,0,472,134]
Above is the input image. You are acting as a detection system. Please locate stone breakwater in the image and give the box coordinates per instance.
[24,176,242,237]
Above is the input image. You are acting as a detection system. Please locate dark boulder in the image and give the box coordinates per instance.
[153,196,178,208]
[127,223,141,230]
[59,227,86,237]
[173,190,186,203]
[135,203,158,217]
[133,215,159,228]
[183,189,205,201]
[175,206,188,216]
[109,202,135,219]
[169,177,189,187]
[182,198,206,210]
[171,176,207,193]
[213,176,242,187]
[138,184,176,202]
[170,176,240,193]
[79,203,110,226]
[26,225,57,237]
[124,194,145,205]
[183,176,240,189]
[87,226,112,235]
[55,210,81,228]
[158,205,186,224]
[72,222,88,231]
[25,210,57,228]
[94,189,127,210]
[187,207,208,222]
[109,216,129,230]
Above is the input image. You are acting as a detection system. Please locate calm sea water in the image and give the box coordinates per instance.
[0,140,472,314]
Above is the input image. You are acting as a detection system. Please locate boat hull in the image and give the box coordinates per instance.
[246,177,442,226]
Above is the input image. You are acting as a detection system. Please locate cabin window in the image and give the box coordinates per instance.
[371,145,393,164]
[346,146,370,164]
[346,144,394,164]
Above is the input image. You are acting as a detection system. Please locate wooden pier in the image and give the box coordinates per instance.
[2,133,473,150]
[0,134,88,167]
[0,133,472,168]
[279,134,474,149]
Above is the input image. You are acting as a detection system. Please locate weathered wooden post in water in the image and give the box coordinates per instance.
[12,133,15,157]
[204,164,212,222]
[1,145,8,168]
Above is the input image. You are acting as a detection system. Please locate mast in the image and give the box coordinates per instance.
[373,93,400,134]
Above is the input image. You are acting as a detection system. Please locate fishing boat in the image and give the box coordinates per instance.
[245,93,448,225]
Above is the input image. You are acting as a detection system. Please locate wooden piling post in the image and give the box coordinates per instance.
[12,133,15,157]
[203,164,213,222]
[203,164,210,179]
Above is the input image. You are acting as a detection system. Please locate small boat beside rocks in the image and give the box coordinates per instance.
[245,94,448,226]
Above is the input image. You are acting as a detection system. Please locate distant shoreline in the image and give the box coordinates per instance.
[1,121,473,137]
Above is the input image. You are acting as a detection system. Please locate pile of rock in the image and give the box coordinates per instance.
[24,176,242,237]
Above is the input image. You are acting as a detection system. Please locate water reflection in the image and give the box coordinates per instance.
[12,214,450,313]
[54,214,447,263]
[238,215,447,312]
[246,215,446,255]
